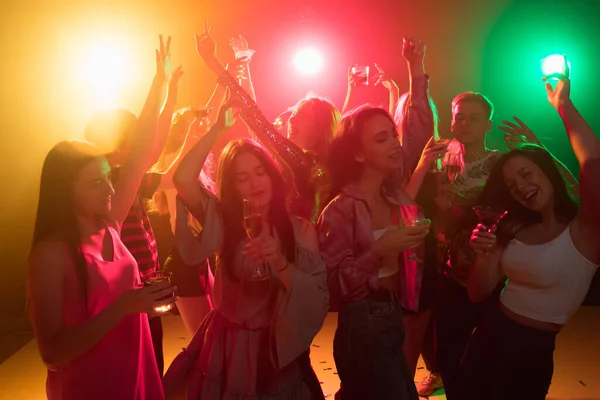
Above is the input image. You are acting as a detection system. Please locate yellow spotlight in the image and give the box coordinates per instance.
[78,42,130,107]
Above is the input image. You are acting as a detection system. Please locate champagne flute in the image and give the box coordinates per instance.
[430,135,444,173]
[143,271,175,313]
[243,198,268,281]
[400,217,431,262]
[472,206,508,255]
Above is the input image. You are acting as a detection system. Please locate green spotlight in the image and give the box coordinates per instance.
[541,54,571,79]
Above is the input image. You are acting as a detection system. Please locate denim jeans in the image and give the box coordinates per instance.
[333,290,418,400]
[459,302,557,400]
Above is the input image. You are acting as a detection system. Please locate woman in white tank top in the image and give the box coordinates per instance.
[460,62,600,399]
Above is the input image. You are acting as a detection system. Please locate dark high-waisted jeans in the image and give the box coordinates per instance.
[334,289,418,400]
[458,301,558,400]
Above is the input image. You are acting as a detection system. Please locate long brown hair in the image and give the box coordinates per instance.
[216,139,295,280]
[326,106,399,204]
[478,144,579,245]
[31,140,104,309]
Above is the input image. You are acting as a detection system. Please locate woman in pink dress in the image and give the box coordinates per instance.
[27,36,177,400]
[164,104,329,399]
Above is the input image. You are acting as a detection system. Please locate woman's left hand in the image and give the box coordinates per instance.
[243,223,287,271]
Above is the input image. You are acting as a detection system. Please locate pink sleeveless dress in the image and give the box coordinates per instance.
[46,226,165,400]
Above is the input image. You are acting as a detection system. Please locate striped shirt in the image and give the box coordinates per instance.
[112,168,161,279]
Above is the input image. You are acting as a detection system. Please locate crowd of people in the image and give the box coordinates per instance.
[26,20,600,400]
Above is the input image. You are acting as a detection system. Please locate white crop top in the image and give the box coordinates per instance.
[500,225,598,324]
[373,229,400,278]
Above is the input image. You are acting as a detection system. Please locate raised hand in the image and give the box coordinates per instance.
[166,65,184,102]
[402,37,426,64]
[418,136,449,169]
[194,19,222,73]
[213,103,237,133]
[499,116,539,149]
[373,63,398,91]
[155,35,172,82]
[230,34,249,51]
[543,55,571,109]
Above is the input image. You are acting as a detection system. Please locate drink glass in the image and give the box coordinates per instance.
[430,136,444,173]
[472,206,508,255]
[400,217,431,262]
[230,37,255,81]
[243,198,268,281]
[351,65,369,86]
[143,271,175,313]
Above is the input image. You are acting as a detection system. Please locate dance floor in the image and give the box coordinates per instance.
[0,308,599,399]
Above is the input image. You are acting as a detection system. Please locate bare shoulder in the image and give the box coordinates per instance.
[291,217,319,253]
[29,240,72,279]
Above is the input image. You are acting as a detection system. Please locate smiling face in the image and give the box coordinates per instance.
[72,157,115,218]
[357,113,402,173]
[232,151,273,208]
[502,155,554,213]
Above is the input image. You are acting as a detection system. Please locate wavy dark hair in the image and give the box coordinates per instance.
[478,143,579,245]
[31,140,105,310]
[216,139,295,280]
[325,106,399,205]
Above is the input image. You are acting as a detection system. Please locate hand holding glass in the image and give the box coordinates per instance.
[400,217,431,262]
[143,271,175,313]
[230,37,255,81]
[472,206,508,255]
[243,198,268,281]
[351,65,369,86]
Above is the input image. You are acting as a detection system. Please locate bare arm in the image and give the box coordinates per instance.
[148,67,184,169]
[28,241,175,370]
[397,38,433,179]
[543,68,600,242]
[28,242,126,369]
[341,67,356,115]
[173,105,233,217]
[467,248,505,303]
[109,40,170,225]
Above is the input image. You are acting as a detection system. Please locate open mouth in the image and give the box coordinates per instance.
[523,188,538,202]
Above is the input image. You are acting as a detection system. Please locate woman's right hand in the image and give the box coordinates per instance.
[118,282,177,315]
[373,226,429,256]
[469,224,497,254]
